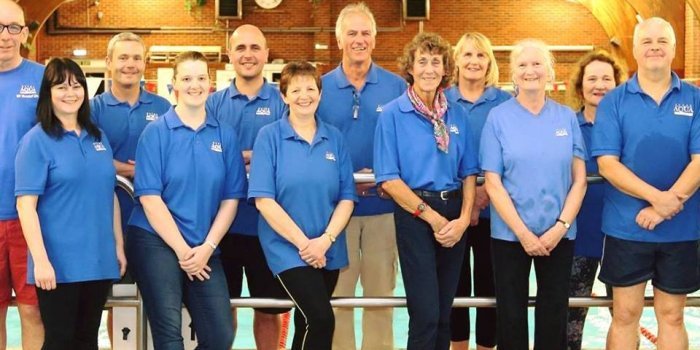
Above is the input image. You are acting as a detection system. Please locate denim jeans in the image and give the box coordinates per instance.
[491,238,574,350]
[126,226,233,350]
[394,196,466,350]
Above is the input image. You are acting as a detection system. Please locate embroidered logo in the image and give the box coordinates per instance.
[376,105,383,113]
[93,142,107,151]
[211,141,223,153]
[449,124,460,134]
[145,112,159,121]
[673,104,694,117]
[16,85,39,99]
[325,151,336,162]
[555,128,569,137]
[256,107,271,116]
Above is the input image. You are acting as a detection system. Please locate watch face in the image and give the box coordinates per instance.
[255,0,282,9]
[417,203,426,211]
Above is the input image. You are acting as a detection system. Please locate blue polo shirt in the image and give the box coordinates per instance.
[317,63,406,216]
[574,111,605,258]
[248,117,356,275]
[480,98,587,242]
[91,89,172,163]
[374,92,479,191]
[0,59,44,220]
[90,89,171,232]
[15,126,119,283]
[129,108,247,247]
[445,85,511,219]
[591,73,700,243]
[206,80,286,236]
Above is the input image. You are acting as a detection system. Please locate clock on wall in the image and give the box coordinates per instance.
[255,0,282,9]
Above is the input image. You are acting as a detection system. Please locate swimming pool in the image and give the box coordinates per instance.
[6,268,699,349]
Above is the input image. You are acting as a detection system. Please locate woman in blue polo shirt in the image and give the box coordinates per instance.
[445,32,511,350]
[15,57,125,349]
[126,51,246,349]
[249,61,356,350]
[374,32,478,350]
[565,50,626,350]
[480,39,587,349]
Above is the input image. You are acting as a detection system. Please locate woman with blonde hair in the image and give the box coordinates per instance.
[446,32,511,350]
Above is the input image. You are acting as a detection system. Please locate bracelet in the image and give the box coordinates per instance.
[324,232,336,244]
[205,240,217,250]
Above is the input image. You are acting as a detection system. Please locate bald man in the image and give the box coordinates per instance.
[0,0,44,349]
[592,17,700,349]
[206,24,289,350]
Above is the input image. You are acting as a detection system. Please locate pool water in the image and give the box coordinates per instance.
[6,266,700,349]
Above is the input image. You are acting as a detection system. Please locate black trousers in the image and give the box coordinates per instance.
[450,218,497,347]
[36,280,112,350]
[277,266,339,350]
[492,238,574,350]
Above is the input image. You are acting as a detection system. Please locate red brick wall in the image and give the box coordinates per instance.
[35,0,616,100]
[686,3,700,82]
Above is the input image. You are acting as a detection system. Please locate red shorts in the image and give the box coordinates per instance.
[0,219,38,306]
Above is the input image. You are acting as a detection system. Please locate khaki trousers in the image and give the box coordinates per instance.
[332,213,398,350]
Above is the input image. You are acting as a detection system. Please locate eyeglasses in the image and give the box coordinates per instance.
[0,24,25,35]
[352,90,360,120]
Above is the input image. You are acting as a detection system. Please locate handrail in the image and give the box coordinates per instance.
[108,174,660,350]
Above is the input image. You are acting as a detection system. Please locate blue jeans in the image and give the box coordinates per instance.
[126,226,233,350]
[394,196,466,350]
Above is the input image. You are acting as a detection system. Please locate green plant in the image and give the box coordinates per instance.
[184,0,206,11]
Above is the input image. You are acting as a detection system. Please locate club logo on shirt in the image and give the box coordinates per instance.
[211,141,223,153]
[16,85,39,99]
[555,128,569,137]
[376,105,383,113]
[325,151,336,162]
[256,107,271,116]
[673,104,694,117]
[145,112,159,121]
[93,142,107,152]
[449,124,460,134]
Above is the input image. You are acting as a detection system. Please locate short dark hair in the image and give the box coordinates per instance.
[398,32,454,88]
[279,61,321,95]
[36,58,100,140]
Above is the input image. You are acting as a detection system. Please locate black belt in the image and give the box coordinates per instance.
[413,189,462,200]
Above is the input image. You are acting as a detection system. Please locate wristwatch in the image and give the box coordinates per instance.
[412,202,427,217]
[556,218,571,230]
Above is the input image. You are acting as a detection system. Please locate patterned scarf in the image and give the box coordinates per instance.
[407,85,449,153]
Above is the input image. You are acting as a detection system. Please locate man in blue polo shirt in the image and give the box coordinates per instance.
[592,17,700,349]
[206,24,288,350]
[91,32,171,231]
[0,1,44,348]
[316,3,406,350]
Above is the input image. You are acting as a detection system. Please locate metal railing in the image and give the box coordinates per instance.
[100,175,698,349]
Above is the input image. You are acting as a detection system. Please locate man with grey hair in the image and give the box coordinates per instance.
[317,3,406,350]
[592,17,700,349]
[0,0,44,349]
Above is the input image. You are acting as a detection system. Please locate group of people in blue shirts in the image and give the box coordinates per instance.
[2,0,700,348]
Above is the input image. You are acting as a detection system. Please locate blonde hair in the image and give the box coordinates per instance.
[453,32,499,86]
[107,32,145,59]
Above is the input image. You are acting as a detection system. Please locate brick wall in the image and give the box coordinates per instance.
[686,3,700,81]
[35,0,620,100]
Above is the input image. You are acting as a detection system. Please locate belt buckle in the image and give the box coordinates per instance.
[440,190,449,200]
